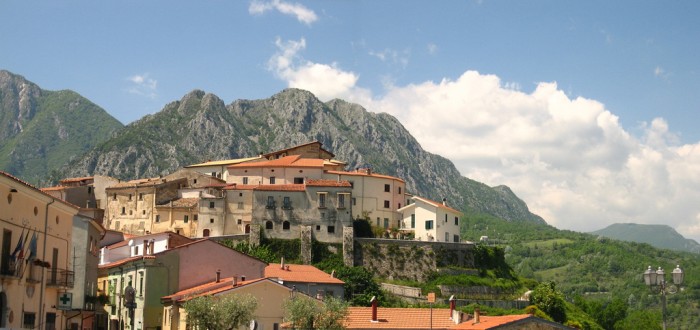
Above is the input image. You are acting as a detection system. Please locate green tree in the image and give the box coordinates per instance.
[283,295,348,330]
[183,294,258,330]
[614,310,661,330]
[530,282,567,323]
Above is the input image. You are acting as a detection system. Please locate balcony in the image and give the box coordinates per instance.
[46,268,75,288]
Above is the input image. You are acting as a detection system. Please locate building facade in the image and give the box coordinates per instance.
[398,196,462,242]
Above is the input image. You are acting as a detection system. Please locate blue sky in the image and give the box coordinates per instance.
[3,1,700,240]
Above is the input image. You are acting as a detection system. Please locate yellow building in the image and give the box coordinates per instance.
[1,171,78,329]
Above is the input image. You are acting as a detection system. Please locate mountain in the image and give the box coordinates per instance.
[0,70,124,184]
[591,223,700,253]
[60,88,545,224]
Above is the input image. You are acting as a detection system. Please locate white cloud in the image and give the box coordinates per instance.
[266,39,700,242]
[249,0,318,25]
[126,73,157,98]
[654,66,671,80]
[369,48,410,68]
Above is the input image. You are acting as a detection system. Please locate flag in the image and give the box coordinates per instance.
[26,231,38,262]
[10,228,25,260]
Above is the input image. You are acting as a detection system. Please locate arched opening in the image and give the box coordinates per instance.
[203,229,210,237]
[282,221,290,230]
[265,221,273,230]
[245,224,251,234]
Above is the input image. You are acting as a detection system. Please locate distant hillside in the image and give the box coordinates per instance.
[0,70,124,184]
[60,88,545,224]
[592,223,700,253]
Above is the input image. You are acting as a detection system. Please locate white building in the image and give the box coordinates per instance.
[398,196,462,242]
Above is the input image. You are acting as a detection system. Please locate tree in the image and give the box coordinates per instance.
[284,295,348,330]
[183,294,258,330]
[530,282,567,323]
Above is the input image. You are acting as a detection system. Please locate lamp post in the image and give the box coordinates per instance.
[643,265,684,330]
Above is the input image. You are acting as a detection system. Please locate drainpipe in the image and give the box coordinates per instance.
[38,198,55,329]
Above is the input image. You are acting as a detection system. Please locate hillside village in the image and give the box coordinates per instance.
[2,141,569,330]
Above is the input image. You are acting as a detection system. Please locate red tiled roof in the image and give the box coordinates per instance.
[265,264,344,285]
[59,176,94,184]
[344,307,456,329]
[413,196,463,215]
[228,155,326,169]
[162,277,267,302]
[156,197,199,208]
[1,171,81,210]
[40,186,66,192]
[105,231,191,250]
[254,184,306,192]
[450,314,534,329]
[99,255,156,269]
[306,179,352,187]
[107,177,186,189]
[261,141,335,158]
[325,170,405,183]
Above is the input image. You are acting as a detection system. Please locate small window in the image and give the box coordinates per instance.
[265,221,273,230]
[398,187,402,194]
[113,193,117,200]
[129,194,132,201]
[445,232,450,242]
[266,196,275,209]
[283,197,292,209]
[445,214,448,223]
[294,177,304,184]
[134,246,139,256]
[454,217,459,226]
[184,215,189,223]
[142,210,146,215]
[239,192,243,197]
[283,221,290,230]
[411,214,415,228]
[383,218,389,229]
[155,215,160,223]
[139,193,143,201]
[454,234,460,243]
[383,200,390,208]
[352,197,356,206]
[242,177,249,184]
[121,207,126,215]
[237,219,242,225]
[338,194,345,209]
[209,201,215,208]
[398,203,401,209]
[384,184,390,192]
[270,176,276,184]
[318,193,327,208]
[237,201,244,209]
[23,312,36,329]
[425,220,434,230]
[203,229,210,237]
[316,225,321,231]
[129,210,133,215]
[88,187,93,194]
[327,226,335,233]
[194,214,198,221]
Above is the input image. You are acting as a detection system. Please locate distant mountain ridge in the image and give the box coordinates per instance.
[592,223,700,253]
[59,88,545,224]
[0,70,124,184]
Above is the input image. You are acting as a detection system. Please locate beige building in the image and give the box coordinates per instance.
[1,171,78,330]
[398,196,463,242]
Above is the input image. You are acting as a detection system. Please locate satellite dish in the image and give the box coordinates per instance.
[249,320,258,330]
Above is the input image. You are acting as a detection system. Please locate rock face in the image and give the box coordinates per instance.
[0,70,124,184]
[592,223,700,253]
[59,88,544,224]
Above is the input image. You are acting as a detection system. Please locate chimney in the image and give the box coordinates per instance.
[281,257,285,269]
[449,295,456,318]
[442,198,447,206]
[473,307,480,324]
[232,276,238,287]
[149,240,155,255]
[331,270,336,278]
[241,275,246,281]
[286,265,290,271]
[143,240,148,256]
[370,296,378,322]
[216,269,221,283]
[367,168,372,175]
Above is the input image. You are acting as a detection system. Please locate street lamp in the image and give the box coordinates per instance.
[643,265,684,330]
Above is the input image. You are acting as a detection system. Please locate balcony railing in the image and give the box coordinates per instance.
[46,268,75,288]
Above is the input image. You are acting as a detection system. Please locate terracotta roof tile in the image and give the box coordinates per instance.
[254,184,306,192]
[450,314,534,329]
[229,155,326,169]
[265,264,345,285]
[306,179,352,187]
[185,156,262,168]
[59,176,94,184]
[99,255,156,269]
[40,186,66,192]
[162,277,267,302]
[413,196,463,215]
[156,197,200,208]
[325,170,405,183]
[345,307,456,329]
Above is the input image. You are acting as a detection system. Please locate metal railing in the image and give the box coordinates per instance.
[46,268,75,288]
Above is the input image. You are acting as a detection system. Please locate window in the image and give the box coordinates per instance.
[142,210,146,215]
[121,207,126,215]
[283,197,292,209]
[384,200,390,208]
[316,225,321,231]
[139,271,144,296]
[384,184,390,192]
[239,192,243,197]
[209,201,215,208]
[115,221,120,230]
[376,217,380,226]
[129,210,133,215]
[184,215,189,223]
[129,194,132,201]
[454,217,459,226]
[88,187,92,194]
[383,218,389,229]
[294,177,304,184]
[237,219,242,225]
[398,187,402,194]
[398,203,401,209]
[242,177,249,184]
[338,194,346,208]
[194,214,198,221]
[155,215,160,223]
[425,220,434,230]
[139,193,143,201]
[134,246,139,256]
[1,230,12,275]
[265,221,273,230]
[327,226,335,233]
[270,176,276,184]
[23,312,36,329]
[411,214,415,228]
[237,202,244,209]
[352,197,356,206]
[283,221,290,230]
[113,193,117,200]
[210,218,214,224]
[194,179,198,184]
[203,229,210,237]
[266,196,275,209]
[454,235,460,243]
[445,214,448,223]
[318,193,327,208]
[445,232,449,242]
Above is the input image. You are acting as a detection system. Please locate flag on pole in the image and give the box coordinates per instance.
[10,228,25,260]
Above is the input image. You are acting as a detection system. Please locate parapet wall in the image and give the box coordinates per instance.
[353,238,475,282]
